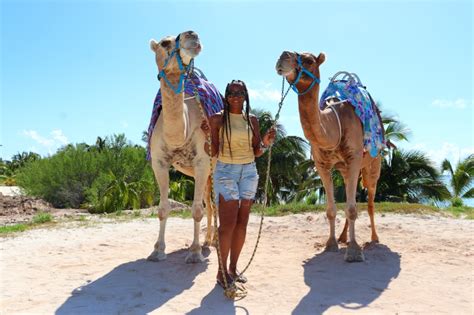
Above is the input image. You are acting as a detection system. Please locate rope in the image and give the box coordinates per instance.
[235,78,291,276]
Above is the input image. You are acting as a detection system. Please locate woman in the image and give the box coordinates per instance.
[201,80,276,288]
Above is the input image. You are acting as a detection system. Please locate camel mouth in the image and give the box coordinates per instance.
[275,60,294,77]
[181,41,201,58]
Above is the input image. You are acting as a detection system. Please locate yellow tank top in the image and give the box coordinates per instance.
[218,113,255,164]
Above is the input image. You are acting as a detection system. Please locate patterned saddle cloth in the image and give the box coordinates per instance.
[146,69,224,160]
[320,72,385,157]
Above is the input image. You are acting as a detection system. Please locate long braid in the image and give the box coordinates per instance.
[222,83,233,158]
[237,80,254,149]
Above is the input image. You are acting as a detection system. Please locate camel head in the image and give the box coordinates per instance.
[275,51,326,94]
[150,30,202,76]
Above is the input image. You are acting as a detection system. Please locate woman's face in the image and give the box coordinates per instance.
[226,83,246,113]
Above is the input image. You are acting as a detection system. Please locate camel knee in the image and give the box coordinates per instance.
[192,203,204,222]
[345,204,358,220]
[158,208,170,220]
[326,207,337,220]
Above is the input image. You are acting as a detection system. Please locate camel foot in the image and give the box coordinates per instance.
[147,250,167,262]
[185,251,205,264]
[344,242,365,262]
[363,240,379,249]
[338,235,348,244]
[324,237,339,252]
[203,238,218,248]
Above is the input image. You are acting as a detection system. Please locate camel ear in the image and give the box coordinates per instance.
[150,39,159,52]
[316,52,326,65]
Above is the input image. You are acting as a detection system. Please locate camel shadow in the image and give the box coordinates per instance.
[292,243,401,315]
[55,247,210,315]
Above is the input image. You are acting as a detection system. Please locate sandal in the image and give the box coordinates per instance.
[230,271,248,283]
[216,275,235,289]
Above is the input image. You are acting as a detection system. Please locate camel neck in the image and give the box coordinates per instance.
[297,85,335,147]
[160,74,186,147]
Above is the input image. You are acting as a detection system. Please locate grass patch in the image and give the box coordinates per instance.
[444,206,474,219]
[32,212,53,224]
[0,212,55,236]
[169,208,193,219]
[0,224,28,234]
[252,202,472,217]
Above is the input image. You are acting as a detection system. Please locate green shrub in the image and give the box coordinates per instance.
[16,134,158,211]
[451,197,464,207]
[32,212,53,224]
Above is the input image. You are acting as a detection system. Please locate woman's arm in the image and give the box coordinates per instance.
[250,116,276,158]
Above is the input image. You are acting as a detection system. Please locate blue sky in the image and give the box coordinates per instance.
[1,0,473,169]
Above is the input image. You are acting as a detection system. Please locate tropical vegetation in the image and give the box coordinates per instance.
[441,154,474,207]
[2,107,471,215]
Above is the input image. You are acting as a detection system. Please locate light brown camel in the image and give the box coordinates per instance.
[147,30,214,263]
[275,51,382,262]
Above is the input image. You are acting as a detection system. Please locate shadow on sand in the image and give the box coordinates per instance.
[55,247,210,315]
[292,243,401,315]
[185,285,240,315]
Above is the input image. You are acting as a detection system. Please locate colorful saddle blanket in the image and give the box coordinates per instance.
[146,70,224,160]
[320,72,385,157]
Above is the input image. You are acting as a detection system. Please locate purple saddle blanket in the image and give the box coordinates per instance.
[320,73,385,157]
[146,70,224,160]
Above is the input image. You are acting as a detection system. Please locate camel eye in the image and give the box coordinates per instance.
[160,40,172,49]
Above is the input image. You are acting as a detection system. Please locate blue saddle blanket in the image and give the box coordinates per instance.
[320,74,385,157]
[146,70,224,160]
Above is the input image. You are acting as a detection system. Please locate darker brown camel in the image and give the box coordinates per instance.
[275,51,382,262]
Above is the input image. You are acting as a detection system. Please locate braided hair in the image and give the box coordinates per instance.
[221,80,255,157]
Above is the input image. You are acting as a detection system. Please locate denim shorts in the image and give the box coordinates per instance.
[213,160,259,206]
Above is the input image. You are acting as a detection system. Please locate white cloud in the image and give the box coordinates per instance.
[247,87,281,102]
[432,98,471,109]
[22,129,69,154]
[405,142,474,167]
[51,129,68,145]
[23,130,54,147]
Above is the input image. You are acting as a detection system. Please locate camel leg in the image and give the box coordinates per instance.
[338,219,348,244]
[203,176,216,247]
[343,165,364,262]
[363,156,381,243]
[148,160,171,262]
[318,167,338,252]
[185,163,209,263]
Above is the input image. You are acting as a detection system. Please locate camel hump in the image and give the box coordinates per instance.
[320,71,386,157]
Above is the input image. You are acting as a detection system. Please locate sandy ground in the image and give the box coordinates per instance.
[1,212,473,315]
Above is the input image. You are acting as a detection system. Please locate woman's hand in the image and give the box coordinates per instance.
[200,118,210,135]
[262,127,276,147]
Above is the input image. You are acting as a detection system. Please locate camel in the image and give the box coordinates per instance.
[147,30,215,263]
[275,51,382,262]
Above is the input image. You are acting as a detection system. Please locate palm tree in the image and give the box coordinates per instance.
[292,159,324,204]
[377,149,450,203]
[382,114,411,146]
[252,109,309,204]
[441,154,474,206]
[95,171,155,212]
[10,152,41,171]
[142,131,149,144]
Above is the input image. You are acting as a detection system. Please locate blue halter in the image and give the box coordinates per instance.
[157,35,191,94]
[290,54,321,96]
